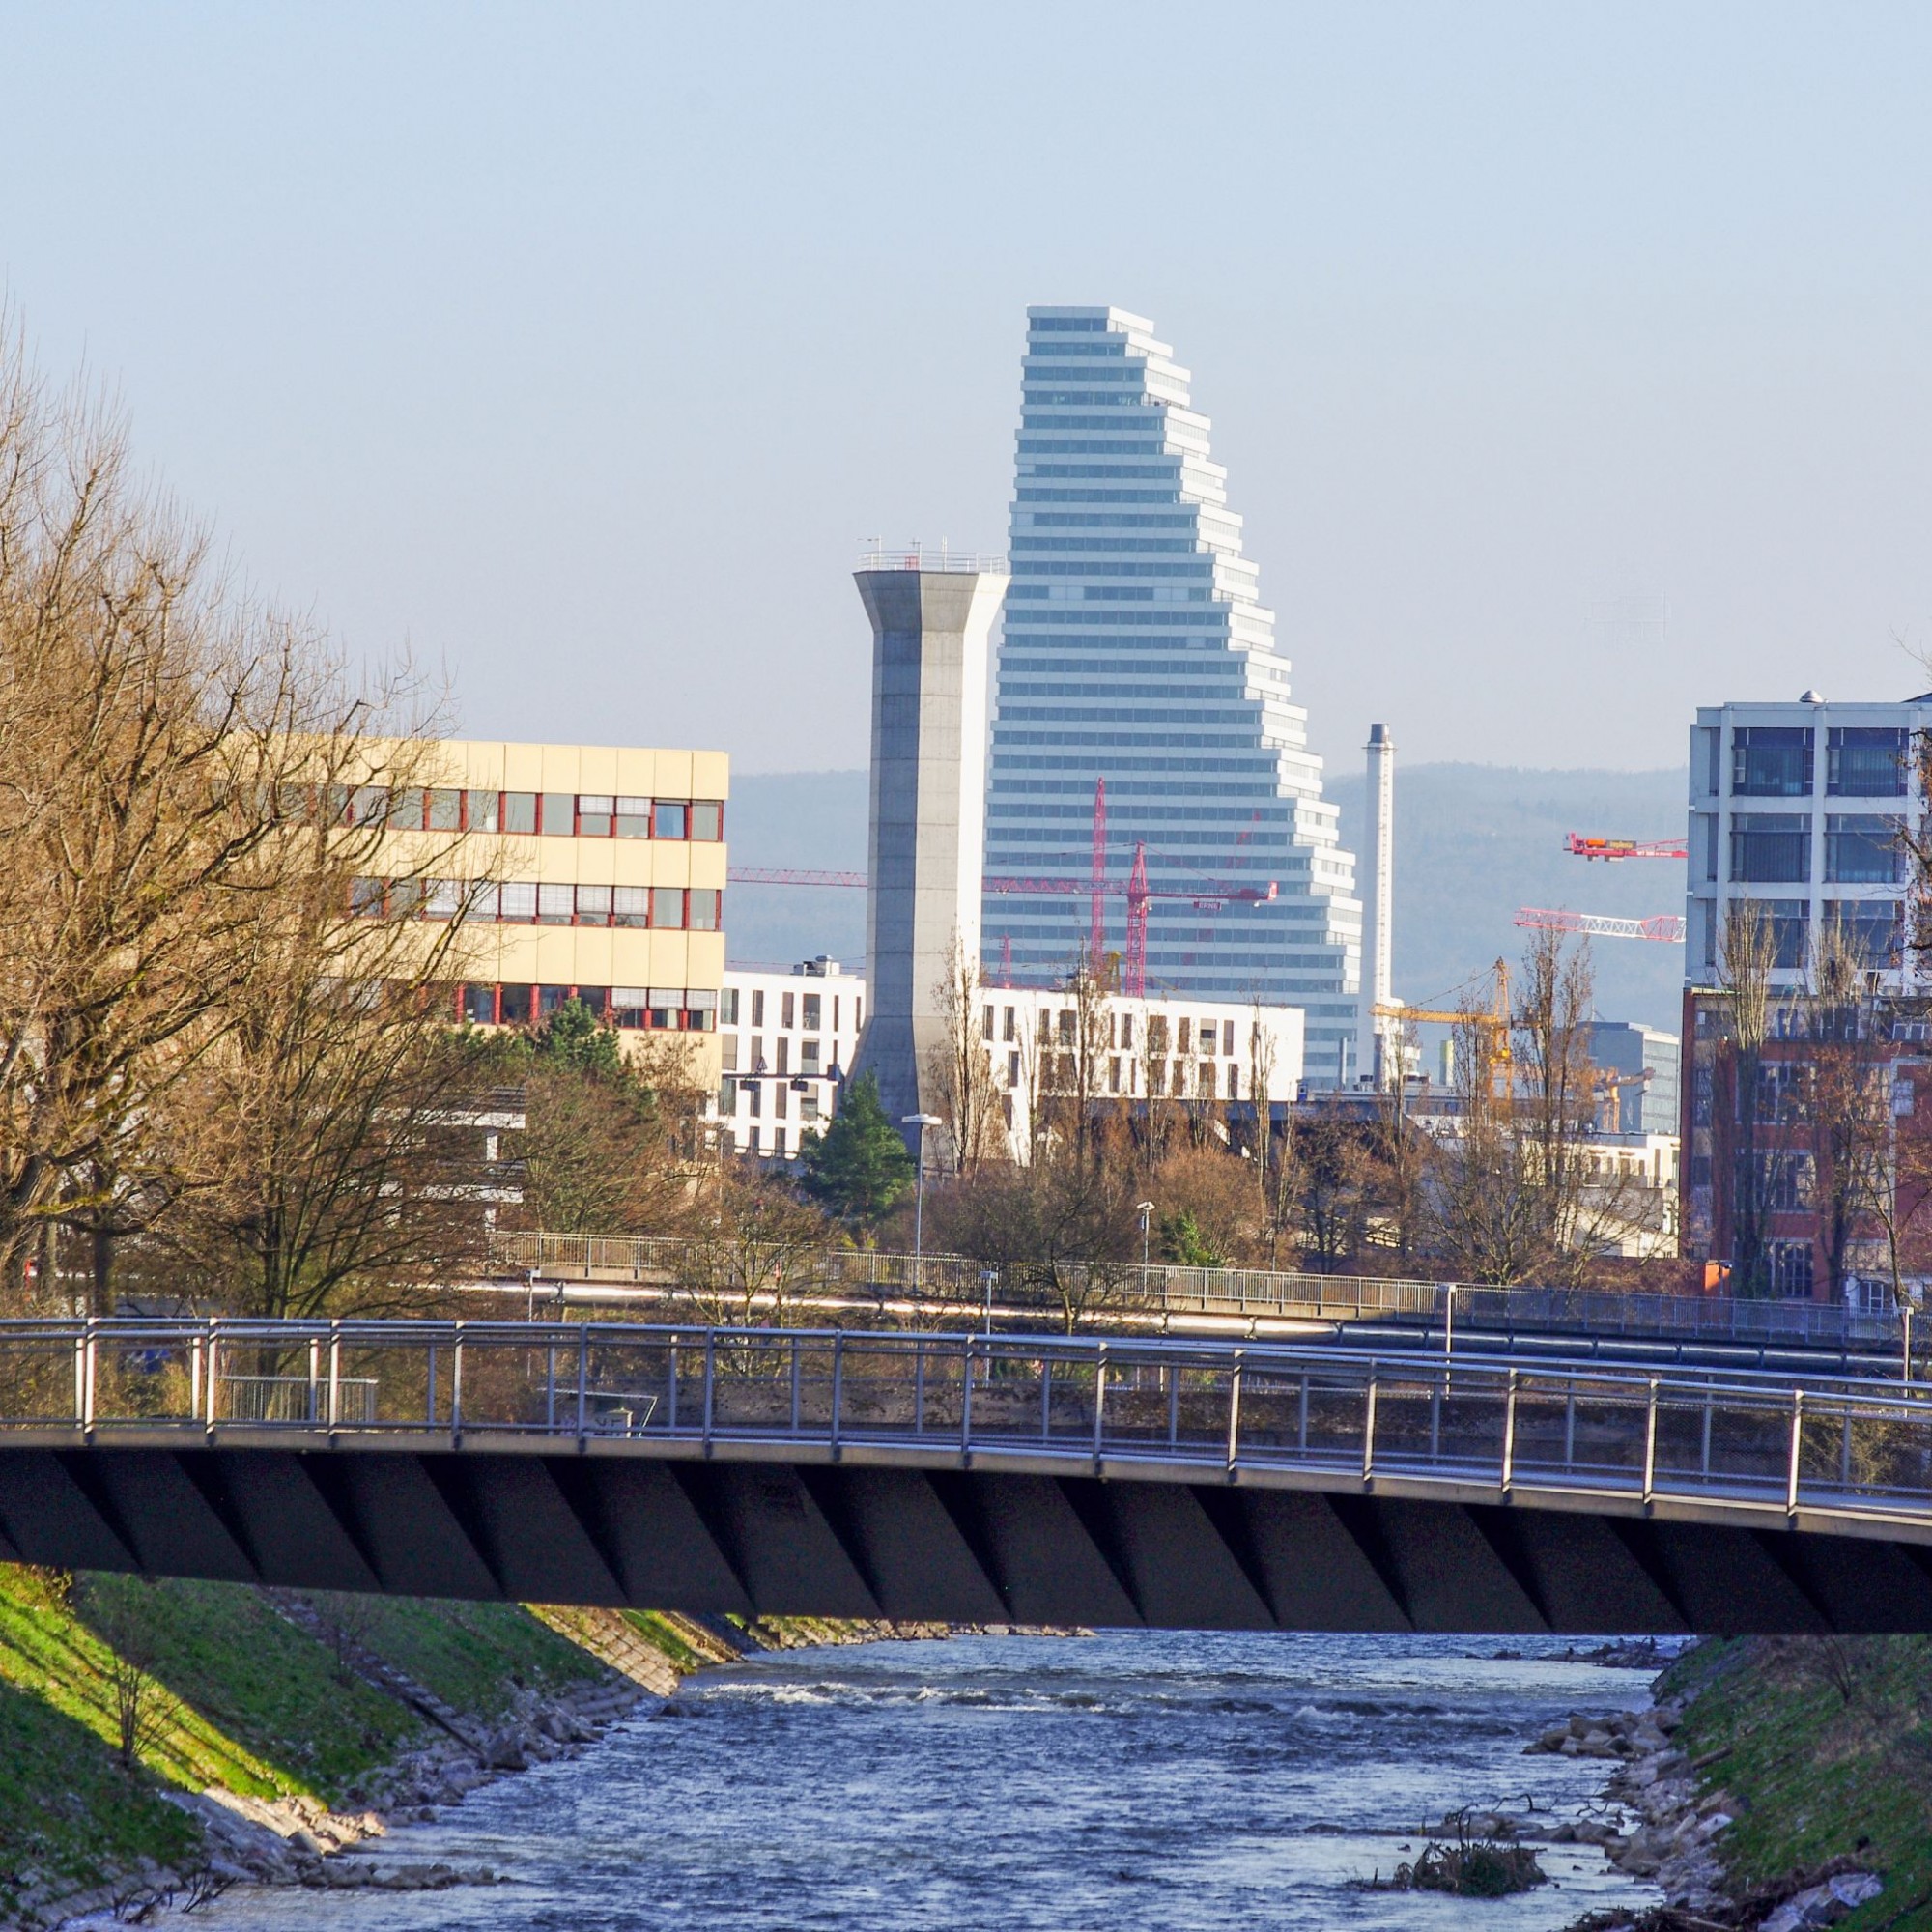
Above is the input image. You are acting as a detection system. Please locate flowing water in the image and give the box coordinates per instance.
[146,1632,1662,1932]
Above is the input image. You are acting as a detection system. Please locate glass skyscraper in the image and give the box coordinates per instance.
[982,305,1362,1075]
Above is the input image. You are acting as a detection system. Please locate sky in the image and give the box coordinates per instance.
[5,2,1930,787]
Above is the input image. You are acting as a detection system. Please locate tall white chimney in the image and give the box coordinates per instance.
[1360,723,1396,1086]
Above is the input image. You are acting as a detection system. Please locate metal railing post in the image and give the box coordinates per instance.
[189,1331,203,1423]
[576,1325,588,1446]
[81,1321,97,1435]
[790,1334,802,1434]
[1168,1361,1179,1448]
[1501,1370,1519,1492]
[1564,1385,1577,1469]
[1298,1373,1309,1454]
[914,1337,925,1436]
[206,1324,221,1431]
[830,1333,844,1457]
[450,1324,464,1446]
[327,1323,341,1431]
[1361,1367,1378,1484]
[1700,1383,1712,1478]
[1641,1378,1659,1504]
[668,1337,678,1433]
[1787,1388,1804,1516]
[72,1324,86,1430]
[307,1336,321,1423]
[960,1337,975,1455]
[1093,1345,1109,1468]
[1226,1350,1244,1474]
[702,1332,716,1454]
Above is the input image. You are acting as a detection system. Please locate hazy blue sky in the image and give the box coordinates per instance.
[6,3,1929,784]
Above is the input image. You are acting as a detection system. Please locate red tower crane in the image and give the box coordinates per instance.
[1565,833,1689,861]
[1091,776,1108,967]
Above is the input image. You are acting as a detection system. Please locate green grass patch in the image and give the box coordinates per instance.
[0,1680,201,1920]
[1664,1637,1932,1932]
[324,1596,605,1720]
[621,1610,713,1674]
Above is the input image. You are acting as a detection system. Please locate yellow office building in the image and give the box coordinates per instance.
[359,739,728,1080]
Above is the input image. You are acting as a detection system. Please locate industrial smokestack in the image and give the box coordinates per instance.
[1360,723,1396,1086]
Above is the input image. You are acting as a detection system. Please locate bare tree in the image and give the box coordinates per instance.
[924,938,1005,1176]
[1713,902,1795,1297]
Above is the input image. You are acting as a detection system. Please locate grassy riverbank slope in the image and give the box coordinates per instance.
[1660,1636,1932,1930]
[0,1564,869,1929]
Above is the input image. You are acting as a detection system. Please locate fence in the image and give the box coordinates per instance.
[485,1231,1895,1350]
[12,1317,1932,1535]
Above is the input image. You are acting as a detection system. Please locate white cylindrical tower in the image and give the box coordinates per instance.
[1360,723,1396,1086]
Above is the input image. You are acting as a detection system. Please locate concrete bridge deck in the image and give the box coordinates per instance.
[7,1320,1932,1634]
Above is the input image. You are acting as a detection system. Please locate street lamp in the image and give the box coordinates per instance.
[1136,1201,1155,1273]
[1440,1282,1460,1368]
[902,1114,943,1288]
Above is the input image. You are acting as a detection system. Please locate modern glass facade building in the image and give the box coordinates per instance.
[982,305,1362,1075]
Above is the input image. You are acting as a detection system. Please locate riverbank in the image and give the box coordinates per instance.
[1538,1637,1932,1932]
[0,1564,967,1931]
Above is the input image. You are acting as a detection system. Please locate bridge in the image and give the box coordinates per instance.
[6,1319,1932,1634]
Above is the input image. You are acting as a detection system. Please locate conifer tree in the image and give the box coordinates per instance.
[799,1072,915,1223]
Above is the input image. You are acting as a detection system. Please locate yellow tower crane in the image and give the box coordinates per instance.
[1372,957,1513,1097]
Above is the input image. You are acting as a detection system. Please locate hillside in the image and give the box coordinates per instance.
[726,763,1690,1034]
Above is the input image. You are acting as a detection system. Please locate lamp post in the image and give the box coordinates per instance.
[1136,1200,1155,1275]
[902,1114,943,1290]
[1441,1282,1459,1366]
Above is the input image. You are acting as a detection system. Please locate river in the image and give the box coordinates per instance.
[146,1632,1662,1932]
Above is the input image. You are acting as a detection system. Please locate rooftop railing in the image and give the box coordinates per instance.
[856,543,1007,575]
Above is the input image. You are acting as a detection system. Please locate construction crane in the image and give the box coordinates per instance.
[1566,834,1689,861]
[1593,1065,1654,1133]
[1372,958,1513,1095]
[1516,907,1685,944]
[730,779,1276,999]
[727,867,867,888]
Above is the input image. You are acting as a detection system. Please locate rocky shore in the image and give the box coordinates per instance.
[28,1608,1047,1932]
[1520,1665,1886,1932]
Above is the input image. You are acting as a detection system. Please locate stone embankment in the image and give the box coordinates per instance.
[1523,1690,1885,1932]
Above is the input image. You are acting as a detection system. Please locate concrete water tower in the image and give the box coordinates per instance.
[846,546,1009,1150]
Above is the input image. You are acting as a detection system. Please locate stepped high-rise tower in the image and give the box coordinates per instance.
[981,305,1362,1075]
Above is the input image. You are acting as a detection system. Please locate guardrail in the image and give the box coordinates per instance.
[484,1232,1897,1350]
[14,1318,1932,1536]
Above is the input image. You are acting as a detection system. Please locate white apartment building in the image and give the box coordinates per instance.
[1687,693,1929,985]
[980,985,1304,1155]
[717,958,866,1160]
[715,957,1304,1165]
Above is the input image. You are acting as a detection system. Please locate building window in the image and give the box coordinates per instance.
[688,888,721,930]
[686,990,717,1032]
[751,1035,766,1072]
[801,1092,820,1122]
[575,884,612,925]
[538,984,571,1016]
[719,1077,738,1114]
[983,1004,996,1040]
[1119,1012,1133,1050]
[1824,900,1902,966]
[537,883,573,924]
[1824,815,1903,883]
[1148,1017,1168,1054]
[462,984,497,1025]
[1768,1239,1815,1298]
[1008,1051,1020,1087]
[1730,814,1810,883]
[747,1084,762,1119]
[540,792,574,835]
[650,887,685,928]
[1178,1018,1191,1054]
[349,876,385,918]
[752,989,765,1028]
[782,991,796,1029]
[615,795,651,838]
[1003,1006,1016,1042]
[1197,1063,1214,1098]
[499,984,533,1025]
[1057,1009,1074,1047]
[801,1040,821,1075]
[1733,898,1811,971]
[577,987,611,1018]
[614,887,648,927]
[748,1125,761,1152]
[1226,1061,1239,1100]
[802,993,822,1032]
[775,1082,789,1120]
[721,988,741,1026]
[578,794,614,838]
[466,789,500,832]
[653,801,688,839]
[502,792,537,835]
[1732,726,1814,798]
[427,787,463,831]
[777,1037,790,1076]
[721,1034,739,1072]
[647,989,682,1029]
[1109,1056,1122,1093]
[1828,726,1908,797]
[691,801,724,840]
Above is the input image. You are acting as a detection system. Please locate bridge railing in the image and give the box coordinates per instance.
[483,1231,1894,1350]
[13,1318,1932,1532]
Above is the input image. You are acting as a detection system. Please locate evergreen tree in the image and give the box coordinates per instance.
[799,1072,915,1223]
